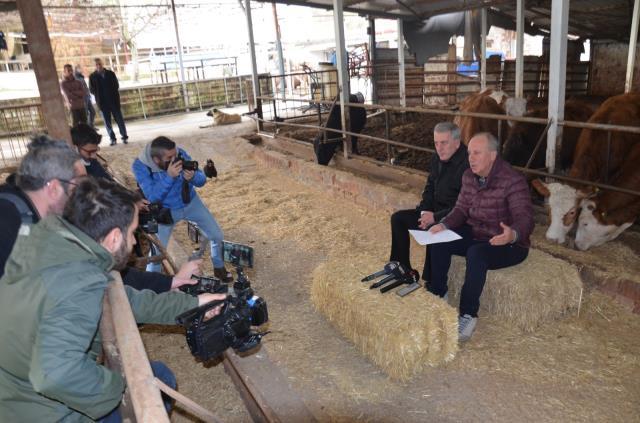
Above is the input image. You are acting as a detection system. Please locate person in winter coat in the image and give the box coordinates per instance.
[0,177,225,421]
[389,122,468,284]
[74,64,96,127]
[89,58,128,145]
[132,136,232,282]
[60,63,89,126]
[428,132,534,342]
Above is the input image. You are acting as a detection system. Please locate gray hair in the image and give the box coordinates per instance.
[472,132,499,152]
[16,135,80,191]
[433,122,461,141]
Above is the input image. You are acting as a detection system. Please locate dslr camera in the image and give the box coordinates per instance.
[175,153,199,171]
[138,203,173,234]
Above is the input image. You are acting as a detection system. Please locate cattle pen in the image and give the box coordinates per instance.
[3,0,640,421]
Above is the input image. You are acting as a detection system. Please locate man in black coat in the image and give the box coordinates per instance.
[389,122,468,284]
[89,58,128,146]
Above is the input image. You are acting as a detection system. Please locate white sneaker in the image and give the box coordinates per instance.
[458,314,477,342]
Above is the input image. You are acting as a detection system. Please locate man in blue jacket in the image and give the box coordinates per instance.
[133,136,231,281]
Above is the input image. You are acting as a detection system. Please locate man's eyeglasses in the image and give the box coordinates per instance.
[58,178,78,187]
[79,145,100,157]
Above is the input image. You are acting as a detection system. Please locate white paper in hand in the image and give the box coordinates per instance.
[409,229,462,245]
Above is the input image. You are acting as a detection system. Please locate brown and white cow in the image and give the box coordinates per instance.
[533,93,640,248]
[574,143,640,250]
[454,89,528,145]
[503,99,597,171]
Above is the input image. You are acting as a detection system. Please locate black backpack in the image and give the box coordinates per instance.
[0,192,36,225]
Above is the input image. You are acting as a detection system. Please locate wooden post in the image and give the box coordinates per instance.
[17,0,71,144]
[397,19,406,108]
[104,272,169,422]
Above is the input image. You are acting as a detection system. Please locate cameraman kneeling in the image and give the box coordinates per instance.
[133,136,231,281]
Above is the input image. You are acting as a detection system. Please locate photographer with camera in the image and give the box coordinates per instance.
[0,177,226,421]
[133,136,232,281]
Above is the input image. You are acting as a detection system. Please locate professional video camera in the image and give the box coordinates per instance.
[177,223,267,360]
[138,203,173,234]
[361,261,421,297]
[175,153,199,171]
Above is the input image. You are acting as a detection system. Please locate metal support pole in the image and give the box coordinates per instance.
[480,8,487,91]
[245,0,262,130]
[515,0,524,98]
[223,76,230,106]
[272,3,286,100]
[332,0,350,158]
[546,0,570,175]
[626,0,640,93]
[17,0,71,143]
[137,87,147,119]
[170,0,189,111]
[397,19,406,108]
[194,79,203,110]
[368,16,377,103]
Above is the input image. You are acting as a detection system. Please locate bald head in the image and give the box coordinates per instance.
[468,132,498,177]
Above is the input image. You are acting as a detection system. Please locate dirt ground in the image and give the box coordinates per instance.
[96,110,640,423]
[272,111,441,171]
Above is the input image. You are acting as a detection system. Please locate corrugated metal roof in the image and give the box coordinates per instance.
[259,0,634,41]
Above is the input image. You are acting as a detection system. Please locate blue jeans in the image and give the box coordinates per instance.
[428,225,529,317]
[147,195,225,271]
[101,105,128,141]
[98,361,176,422]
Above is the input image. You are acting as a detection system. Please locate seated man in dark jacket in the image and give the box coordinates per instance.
[389,122,468,283]
[429,132,534,342]
[0,178,225,421]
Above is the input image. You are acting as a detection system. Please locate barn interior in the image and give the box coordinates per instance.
[1,0,640,422]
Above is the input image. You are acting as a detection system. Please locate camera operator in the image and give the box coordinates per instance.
[0,177,226,421]
[133,136,232,281]
[1,135,198,292]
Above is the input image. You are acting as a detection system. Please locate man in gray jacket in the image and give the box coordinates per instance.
[0,177,224,421]
[60,63,89,126]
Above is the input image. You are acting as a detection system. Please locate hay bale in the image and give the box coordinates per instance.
[446,248,583,332]
[311,254,458,381]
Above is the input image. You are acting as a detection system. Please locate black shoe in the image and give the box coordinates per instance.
[122,137,129,144]
[110,139,117,146]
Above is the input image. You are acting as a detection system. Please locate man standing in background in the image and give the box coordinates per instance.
[89,58,128,146]
[74,64,96,127]
[60,64,88,127]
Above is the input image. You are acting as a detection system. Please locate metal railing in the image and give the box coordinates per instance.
[256,94,640,198]
[0,73,265,170]
[0,103,46,169]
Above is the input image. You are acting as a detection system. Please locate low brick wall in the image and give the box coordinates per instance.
[251,147,419,214]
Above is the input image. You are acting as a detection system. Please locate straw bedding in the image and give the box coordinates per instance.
[311,252,459,382]
[446,248,583,332]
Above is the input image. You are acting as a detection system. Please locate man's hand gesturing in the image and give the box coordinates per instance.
[489,222,516,246]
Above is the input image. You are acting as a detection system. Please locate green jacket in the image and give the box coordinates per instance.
[0,216,198,422]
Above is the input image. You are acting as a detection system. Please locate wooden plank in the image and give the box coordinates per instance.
[223,349,317,423]
[105,272,170,422]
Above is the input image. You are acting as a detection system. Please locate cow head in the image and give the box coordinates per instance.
[504,97,527,123]
[574,199,633,250]
[531,179,583,244]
